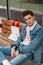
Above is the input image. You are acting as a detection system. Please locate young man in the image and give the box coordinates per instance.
[0,10,43,65]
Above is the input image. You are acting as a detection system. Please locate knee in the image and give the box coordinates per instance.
[0,47,3,53]
[0,47,3,51]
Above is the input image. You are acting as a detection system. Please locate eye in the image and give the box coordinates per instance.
[28,17,31,19]
[25,17,32,21]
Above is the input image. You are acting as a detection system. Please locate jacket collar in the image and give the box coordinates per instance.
[30,23,41,35]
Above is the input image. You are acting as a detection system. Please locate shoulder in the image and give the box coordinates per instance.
[34,23,43,31]
[32,23,43,34]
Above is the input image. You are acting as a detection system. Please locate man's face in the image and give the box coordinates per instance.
[24,14,35,27]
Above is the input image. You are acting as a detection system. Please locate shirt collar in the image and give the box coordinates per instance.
[29,21,37,31]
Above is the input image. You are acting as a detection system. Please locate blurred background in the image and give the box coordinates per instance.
[0,0,43,11]
[0,0,43,25]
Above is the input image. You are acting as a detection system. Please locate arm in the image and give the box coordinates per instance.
[18,28,43,53]
[10,25,26,49]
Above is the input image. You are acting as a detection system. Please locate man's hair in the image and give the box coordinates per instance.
[22,10,34,17]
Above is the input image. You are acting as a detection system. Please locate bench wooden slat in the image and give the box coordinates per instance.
[0,38,10,46]
[0,34,14,43]
[2,19,11,35]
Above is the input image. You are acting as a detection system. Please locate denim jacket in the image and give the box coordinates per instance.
[10,23,43,54]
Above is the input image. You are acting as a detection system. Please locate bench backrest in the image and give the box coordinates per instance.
[2,19,24,36]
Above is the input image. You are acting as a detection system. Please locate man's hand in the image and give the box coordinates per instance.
[16,50,19,56]
[11,46,16,58]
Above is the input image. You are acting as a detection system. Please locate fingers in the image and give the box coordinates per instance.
[11,46,16,58]
[16,50,19,56]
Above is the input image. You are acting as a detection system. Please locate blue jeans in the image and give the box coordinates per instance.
[0,46,11,63]
[0,46,42,65]
[0,46,33,65]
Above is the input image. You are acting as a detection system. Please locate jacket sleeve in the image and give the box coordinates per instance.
[18,28,43,53]
[10,25,26,48]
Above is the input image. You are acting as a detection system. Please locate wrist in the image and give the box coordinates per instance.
[18,49,20,53]
[12,46,16,50]
[14,46,16,49]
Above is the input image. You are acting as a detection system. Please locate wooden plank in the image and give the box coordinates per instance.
[0,33,14,43]
[0,32,9,37]
[0,38,10,46]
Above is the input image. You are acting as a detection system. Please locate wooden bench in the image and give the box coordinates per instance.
[0,19,24,46]
[0,19,43,65]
